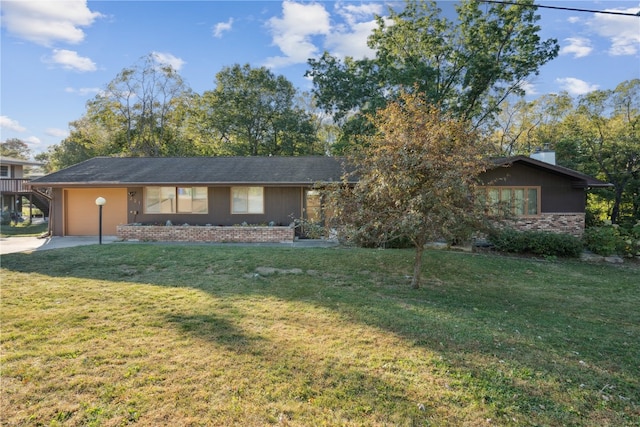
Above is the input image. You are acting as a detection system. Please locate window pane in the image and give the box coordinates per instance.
[488,188,499,215]
[247,187,264,213]
[145,187,175,213]
[192,187,208,213]
[513,189,525,216]
[232,187,263,214]
[177,187,192,213]
[145,187,161,213]
[527,188,538,215]
[232,187,248,214]
[500,188,512,214]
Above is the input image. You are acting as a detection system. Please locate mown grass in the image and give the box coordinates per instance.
[1,244,638,426]
[0,221,48,237]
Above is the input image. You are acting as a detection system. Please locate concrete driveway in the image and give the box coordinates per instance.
[0,235,118,255]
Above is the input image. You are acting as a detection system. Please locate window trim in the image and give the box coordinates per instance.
[231,186,264,214]
[483,186,541,217]
[144,186,208,214]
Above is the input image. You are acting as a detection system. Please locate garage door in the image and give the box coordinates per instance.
[64,188,127,236]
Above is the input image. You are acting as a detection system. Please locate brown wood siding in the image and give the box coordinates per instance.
[481,163,585,213]
[129,186,303,226]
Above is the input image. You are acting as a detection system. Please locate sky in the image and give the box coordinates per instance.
[1,0,639,157]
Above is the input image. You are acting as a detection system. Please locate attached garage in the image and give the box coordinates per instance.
[63,188,127,236]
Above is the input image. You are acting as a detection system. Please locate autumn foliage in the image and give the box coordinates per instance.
[329,92,492,288]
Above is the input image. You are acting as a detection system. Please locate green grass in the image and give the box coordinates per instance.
[1,244,638,426]
[0,221,48,237]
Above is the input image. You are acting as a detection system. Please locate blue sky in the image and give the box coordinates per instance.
[1,0,639,156]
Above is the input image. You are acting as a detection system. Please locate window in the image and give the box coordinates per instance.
[484,187,539,217]
[231,187,264,214]
[145,187,207,214]
[305,190,322,223]
[0,166,8,177]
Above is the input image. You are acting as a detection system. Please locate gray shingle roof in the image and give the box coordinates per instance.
[30,156,351,186]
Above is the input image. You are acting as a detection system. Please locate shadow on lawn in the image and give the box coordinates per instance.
[2,244,638,424]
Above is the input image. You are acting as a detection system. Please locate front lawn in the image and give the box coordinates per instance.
[0,221,48,237]
[1,245,638,426]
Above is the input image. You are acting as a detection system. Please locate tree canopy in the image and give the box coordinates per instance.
[195,64,322,156]
[306,0,559,152]
[0,138,31,159]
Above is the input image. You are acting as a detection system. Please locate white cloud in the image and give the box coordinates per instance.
[265,1,383,67]
[336,3,383,27]
[151,52,185,71]
[518,80,538,96]
[24,136,42,145]
[589,7,640,56]
[265,1,331,68]
[0,0,102,46]
[46,128,70,138]
[560,37,593,58]
[65,87,102,96]
[0,116,27,132]
[48,49,97,72]
[213,18,233,38]
[324,2,383,59]
[556,77,599,95]
[325,19,378,59]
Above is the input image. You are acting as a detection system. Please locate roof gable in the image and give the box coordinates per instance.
[490,156,612,188]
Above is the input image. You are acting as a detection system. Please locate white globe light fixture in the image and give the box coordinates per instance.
[95,197,106,244]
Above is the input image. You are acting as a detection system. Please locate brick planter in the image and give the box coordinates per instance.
[117,224,295,243]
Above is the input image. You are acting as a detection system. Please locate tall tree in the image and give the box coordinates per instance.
[307,0,558,152]
[0,138,31,159]
[83,53,194,156]
[197,64,322,156]
[328,92,491,288]
[489,92,573,156]
[563,80,640,224]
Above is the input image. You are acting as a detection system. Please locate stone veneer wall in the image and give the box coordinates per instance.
[500,213,586,237]
[117,224,295,243]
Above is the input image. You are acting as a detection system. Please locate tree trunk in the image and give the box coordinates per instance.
[411,245,424,289]
[611,184,625,224]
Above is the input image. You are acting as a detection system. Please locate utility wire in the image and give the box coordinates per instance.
[479,0,640,17]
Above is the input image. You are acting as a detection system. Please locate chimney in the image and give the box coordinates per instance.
[531,144,556,165]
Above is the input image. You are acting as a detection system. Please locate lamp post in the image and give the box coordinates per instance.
[95,197,106,244]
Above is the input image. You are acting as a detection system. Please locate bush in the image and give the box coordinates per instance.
[488,229,583,258]
[583,223,640,257]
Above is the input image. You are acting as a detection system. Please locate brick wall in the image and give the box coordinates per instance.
[499,213,586,237]
[117,224,295,243]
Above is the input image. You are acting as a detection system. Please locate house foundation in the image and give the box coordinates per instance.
[500,213,586,237]
[117,224,295,243]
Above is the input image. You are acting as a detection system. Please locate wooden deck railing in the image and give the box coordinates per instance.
[0,179,31,193]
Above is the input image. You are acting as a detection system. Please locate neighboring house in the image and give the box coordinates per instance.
[28,154,610,241]
[0,156,48,221]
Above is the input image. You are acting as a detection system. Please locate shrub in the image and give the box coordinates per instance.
[583,223,640,257]
[488,229,583,258]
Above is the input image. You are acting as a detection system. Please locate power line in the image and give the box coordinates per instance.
[479,1,640,17]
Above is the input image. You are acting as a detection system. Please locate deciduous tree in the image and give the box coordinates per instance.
[307,0,558,152]
[84,53,194,157]
[198,64,322,156]
[328,92,491,288]
[0,138,31,159]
